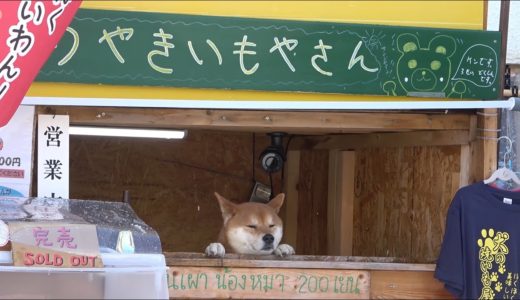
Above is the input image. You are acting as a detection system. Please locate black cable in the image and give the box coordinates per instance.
[252,133,256,189]
[281,134,295,192]
[157,158,250,182]
[284,134,294,159]
[269,171,274,200]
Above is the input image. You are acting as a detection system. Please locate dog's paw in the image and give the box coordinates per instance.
[205,242,226,257]
[273,244,295,257]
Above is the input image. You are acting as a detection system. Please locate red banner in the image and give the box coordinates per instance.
[0,0,81,127]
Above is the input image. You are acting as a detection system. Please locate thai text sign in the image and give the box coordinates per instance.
[168,266,370,299]
[37,9,500,100]
[0,0,81,128]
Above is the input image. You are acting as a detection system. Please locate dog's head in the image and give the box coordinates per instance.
[215,192,284,255]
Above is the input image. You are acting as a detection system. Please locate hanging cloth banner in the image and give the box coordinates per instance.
[0,0,82,128]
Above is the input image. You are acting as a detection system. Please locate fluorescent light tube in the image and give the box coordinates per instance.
[69,126,186,139]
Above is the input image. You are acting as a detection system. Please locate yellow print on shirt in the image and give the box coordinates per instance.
[477,228,518,299]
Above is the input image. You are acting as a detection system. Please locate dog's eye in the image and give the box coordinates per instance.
[247,225,257,229]
[269,224,275,228]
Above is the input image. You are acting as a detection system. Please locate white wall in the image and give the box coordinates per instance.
[488,1,520,64]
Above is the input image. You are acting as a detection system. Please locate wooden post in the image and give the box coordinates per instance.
[481,109,499,179]
[498,0,510,99]
[466,109,498,182]
[459,145,471,187]
[327,150,339,255]
[284,150,300,251]
[459,115,478,187]
[297,150,329,255]
[327,151,355,256]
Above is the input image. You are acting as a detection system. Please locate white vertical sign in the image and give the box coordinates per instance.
[0,105,35,197]
[37,115,69,198]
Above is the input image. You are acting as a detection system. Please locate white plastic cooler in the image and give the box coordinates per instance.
[0,197,169,299]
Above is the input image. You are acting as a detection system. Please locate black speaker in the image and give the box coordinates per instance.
[259,132,286,173]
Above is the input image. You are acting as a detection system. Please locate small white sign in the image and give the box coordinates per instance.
[0,105,35,197]
[37,115,69,199]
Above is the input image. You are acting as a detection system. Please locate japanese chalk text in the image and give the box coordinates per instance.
[37,9,501,100]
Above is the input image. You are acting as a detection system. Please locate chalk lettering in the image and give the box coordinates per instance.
[169,272,209,290]
[198,273,208,290]
[216,273,228,289]
[334,275,361,294]
[348,41,379,73]
[250,274,273,292]
[298,274,330,294]
[308,275,318,293]
[179,273,186,290]
[298,275,307,294]
[227,274,247,291]
[263,274,274,292]
[166,268,369,298]
[319,276,329,292]
[275,274,286,292]
[187,273,199,289]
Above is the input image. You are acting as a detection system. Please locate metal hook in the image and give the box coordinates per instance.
[497,136,513,168]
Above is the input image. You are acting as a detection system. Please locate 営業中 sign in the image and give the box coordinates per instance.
[37,114,69,199]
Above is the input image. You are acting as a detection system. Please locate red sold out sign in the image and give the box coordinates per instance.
[0,0,81,128]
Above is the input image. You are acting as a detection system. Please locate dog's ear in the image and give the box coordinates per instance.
[214,192,237,223]
[267,193,285,213]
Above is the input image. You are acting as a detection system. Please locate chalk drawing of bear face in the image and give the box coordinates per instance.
[396,34,456,94]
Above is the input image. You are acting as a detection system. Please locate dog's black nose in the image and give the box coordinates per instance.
[263,234,274,244]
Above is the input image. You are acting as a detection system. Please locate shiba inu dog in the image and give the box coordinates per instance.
[205,192,295,257]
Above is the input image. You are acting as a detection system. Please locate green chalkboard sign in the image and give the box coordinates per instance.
[37,9,501,100]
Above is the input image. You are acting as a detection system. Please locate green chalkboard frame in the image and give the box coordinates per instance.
[37,9,501,100]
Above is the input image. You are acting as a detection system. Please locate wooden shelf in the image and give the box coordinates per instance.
[40,106,472,134]
[165,252,434,271]
[165,252,451,299]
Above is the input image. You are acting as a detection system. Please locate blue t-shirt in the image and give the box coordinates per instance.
[435,181,520,299]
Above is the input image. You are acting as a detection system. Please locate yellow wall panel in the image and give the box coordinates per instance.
[79,1,484,29]
[28,1,485,101]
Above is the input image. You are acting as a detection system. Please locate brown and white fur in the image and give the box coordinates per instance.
[205,192,295,257]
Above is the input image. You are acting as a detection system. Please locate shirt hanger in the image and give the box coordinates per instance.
[483,136,520,186]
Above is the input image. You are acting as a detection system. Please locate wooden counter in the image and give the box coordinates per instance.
[165,252,452,299]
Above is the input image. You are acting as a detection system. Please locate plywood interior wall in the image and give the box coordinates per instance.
[67,130,280,252]
[64,129,461,262]
[296,150,329,256]
[353,146,461,263]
